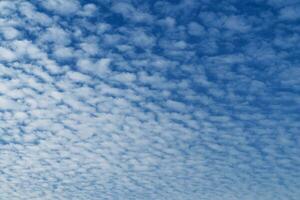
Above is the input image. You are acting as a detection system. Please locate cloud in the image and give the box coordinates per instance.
[19,1,53,25]
[279,6,300,20]
[223,15,251,32]
[53,46,74,60]
[77,58,111,75]
[0,26,19,40]
[112,2,153,23]
[40,0,80,16]
[0,96,21,110]
[0,47,16,61]
[0,0,299,200]
[79,3,97,17]
[188,22,205,36]
[40,26,71,45]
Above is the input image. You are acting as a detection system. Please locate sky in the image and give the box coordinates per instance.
[0,0,299,199]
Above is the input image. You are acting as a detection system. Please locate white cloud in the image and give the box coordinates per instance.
[79,42,99,56]
[131,30,155,48]
[53,46,74,60]
[0,96,21,110]
[188,22,205,36]
[165,100,187,112]
[0,1,16,16]
[67,71,91,82]
[223,15,251,32]
[112,2,153,23]
[41,26,71,45]
[12,40,46,60]
[0,47,16,61]
[19,2,52,25]
[113,72,136,83]
[79,3,97,17]
[40,0,80,16]
[77,58,111,75]
[0,26,19,40]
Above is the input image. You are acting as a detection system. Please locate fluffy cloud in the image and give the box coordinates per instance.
[40,0,80,16]
[0,47,16,61]
[188,22,205,36]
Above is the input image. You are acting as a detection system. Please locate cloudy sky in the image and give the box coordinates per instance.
[0,0,299,199]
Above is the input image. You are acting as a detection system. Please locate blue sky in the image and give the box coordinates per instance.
[0,0,299,199]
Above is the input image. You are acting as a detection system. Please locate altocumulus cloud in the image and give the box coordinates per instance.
[0,0,299,200]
